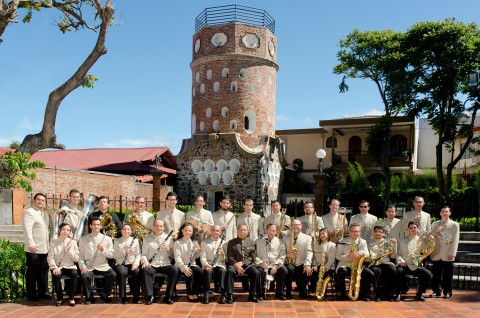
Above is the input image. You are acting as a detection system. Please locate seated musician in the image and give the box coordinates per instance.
[47,223,79,307]
[255,223,288,300]
[224,224,261,303]
[368,225,398,301]
[185,196,214,243]
[335,223,374,301]
[200,225,227,304]
[141,219,178,305]
[396,221,433,301]
[113,224,141,304]
[308,228,336,297]
[282,219,313,299]
[78,217,116,304]
[174,223,202,302]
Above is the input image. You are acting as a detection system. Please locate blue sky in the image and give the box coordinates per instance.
[1,0,479,154]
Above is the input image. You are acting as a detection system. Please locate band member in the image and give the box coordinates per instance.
[261,200,291,238]
[186,196,214,242]
[225,224,261,303]
[282,219,313,299]
[237,198,262,241]
[308,228,336,296]
[297,201,325,238]
[396,221,433,301]
[124,196,155,231]
[141,219,178,305]
[255,224,288,300]
[335,223,374,301]
[47,223,78,306]
[200,225,227,304]
[212,195,237,242]
[79,217,117,304]
[430,206,459,299]
[88,196,122,238]
[368,226,398,301]
[401,196,431,237]
[62,189,82,237]
[174,223,202,302]
[156,192,186,240]
[375,204,402,240]
[22,192,50,301]
[113,224,141,304]
[322,199,348,243]
[350,200,378,240]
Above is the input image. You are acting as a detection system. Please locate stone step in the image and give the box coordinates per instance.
[458,241,480,252]
[456,251,480,263]
[460,232,480,241]
[0,234,24,244]
[0,225,22,230]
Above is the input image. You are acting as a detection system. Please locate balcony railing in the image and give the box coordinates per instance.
[195,4,275,33]
[332,150,412,166]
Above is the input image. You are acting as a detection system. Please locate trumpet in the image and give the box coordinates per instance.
[333,208,347,243]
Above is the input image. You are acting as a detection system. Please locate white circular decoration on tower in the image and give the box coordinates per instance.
[198,171,207,185]
[242,33,259,49]
[211,33,227,47]
[210,171,220,185]
[194,39,201,53]
[216,159,228,174]
[223,171,233,186]
[229,159,241,174]
[204,159,215,174]
[191,160,202,174]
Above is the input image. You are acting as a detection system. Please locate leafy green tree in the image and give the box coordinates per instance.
[0,151,45,191]
[346,162,368,194]
[403,19,480,201]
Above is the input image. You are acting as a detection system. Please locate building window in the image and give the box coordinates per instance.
[326,137,337,148]
[244,110,256,133]
[231,81,238,92]
[221,107,228,117]
[213,120,220,131]
[461,143,474,159]
[213,81,220,93]
[206,107,212,118]
[230,120,237,130]
[390,134,407,155]
[207,69,212,80]
[239,68,247,79]
[222,68,229,78]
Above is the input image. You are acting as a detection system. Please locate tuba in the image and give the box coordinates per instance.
[125,210,152,241]
[410,232,435,267]
[315,246,331,300]
[348,239,366,301]
[100,212,118,239]
[286,229,298,265]
[74,194,99,239]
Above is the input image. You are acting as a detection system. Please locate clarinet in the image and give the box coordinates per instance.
[88,234,106,270]
[120,236,137,266]
[263,237,271,299]
[187,233,199,267]
[148,230,173,263]
[212,234,225,265]
[57,237,74,267]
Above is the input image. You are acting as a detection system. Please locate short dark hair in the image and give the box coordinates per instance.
[271,200,280,205]
[266,223,277,231]
[34,192,46,200]
[220,195,231,202]
[166,192,178,199]
[98,196,109,203]
[373,225,384,232]
[359,200,369,206]
[69,189,80,196]
[387,204,396,210]
[90,216,101,225]
[408,221,418,228]
[244,198,254,204]
[349,223,361,231]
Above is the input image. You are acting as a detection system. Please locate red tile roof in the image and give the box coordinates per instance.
[0,147,14,156]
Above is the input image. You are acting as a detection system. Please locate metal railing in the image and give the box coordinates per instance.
[195,4,275,33]
[0,269,26,303]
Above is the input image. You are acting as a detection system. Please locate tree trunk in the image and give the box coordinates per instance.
[0,0,20,42]
[436,141,446,202]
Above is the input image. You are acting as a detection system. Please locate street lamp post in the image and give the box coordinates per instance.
[313,149,327,215]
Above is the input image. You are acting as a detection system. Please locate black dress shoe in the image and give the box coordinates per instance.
[69,300,76,307]
[248,295,260,303]
[394,294,401,302]
[444,293,452,299]
[121,297,128,304]
[163,296,174,304]
[100,294,112,303]
[415,295,425,301]
[299,292,308,299]
[430,292,442,298]
[144,296,154,305]
[275,294,286,300]
[375,297,381,302]
[202,293,209,304]
[41,293,52,300]
[285,293,293,300]
[132,297,139,304]
[55,300,63,307]
[226,294,234,304]
[84,300,91,305]
[215,287,222,293]
[217,294,226,304]
[362,297,370,302]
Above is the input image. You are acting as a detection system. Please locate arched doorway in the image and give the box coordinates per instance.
[348,136,362,162]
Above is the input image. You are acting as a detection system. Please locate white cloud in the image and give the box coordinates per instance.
[303,117,313,124]
[19,118,39,130]
[276,114,292,122]
[343,108,385,118]
[103,135,177,148]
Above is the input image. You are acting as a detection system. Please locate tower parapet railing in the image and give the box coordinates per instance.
[195,4,275,34]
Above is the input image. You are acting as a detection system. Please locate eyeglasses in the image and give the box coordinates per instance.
[359,206,369,208]
[135,201,145,204]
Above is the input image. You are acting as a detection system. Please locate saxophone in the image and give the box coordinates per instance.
[315,244,331,300]
[286,229,298,265]
[348,239,366,301]
[126,210,152,241]
[100,212,118,239]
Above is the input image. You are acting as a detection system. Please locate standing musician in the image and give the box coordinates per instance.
[335,223,374,301]
[350,200,378,240]
[141,219,178,305]
[79,217,117,304]
[174,223,203,302]
[212,195,237,242]
[186,196,214,243]
[62,189,82,237]
[396,221,433,301]
[200,225,228,304]
[430,206,459,299]
[156,192,186,240]
[368,226,398,301]
[225,224,261,303]
[282,219,313,299]
[47,223,79,307]
[88,196,122,238]
[261,200,291,238]
[375,204,402,240]
[237,198,262,241]
[22,192,50,301]
[124,196,155,232]
[255,223,288,300]
[401,196,431,237]
[297,201,325,238]
[308,228,336,296]
[322,199,348,243]
[113,224,141,304]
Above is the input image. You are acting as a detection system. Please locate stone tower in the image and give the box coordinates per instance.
[176,5,286,211]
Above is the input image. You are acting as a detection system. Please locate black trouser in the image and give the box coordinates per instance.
[258,265,287,295]
[335,266,375,298]
[370,263,397,298]
[25,252,49,300]
[225,265,261,295]
[203,267,226,292]
[52,268,78,301]
[81,268,116,299]
[285,264,309,295]
[396,265,432,295]
[183,266,203,295]
[308,269,334,293]
[115,264,140,298]
[142,265,178,298]
[431,260,454,294]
